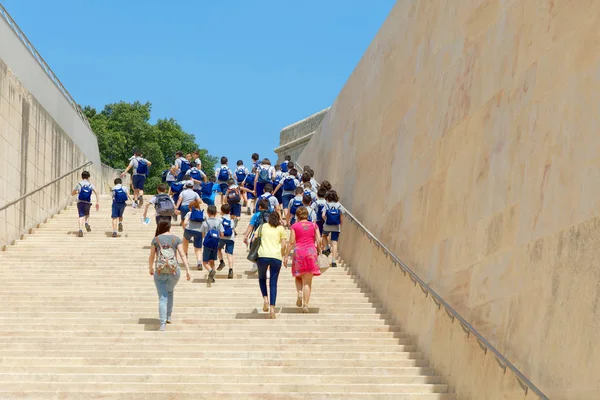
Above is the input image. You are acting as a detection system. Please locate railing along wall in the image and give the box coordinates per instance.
[341,206,549,400]
[0,3,91,130]
[0,161,93,250]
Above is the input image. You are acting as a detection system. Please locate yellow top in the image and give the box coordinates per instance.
[258,224,286,260]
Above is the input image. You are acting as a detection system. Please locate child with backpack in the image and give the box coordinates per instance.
[243,169,257,215]
[215,156,232,205]
[149,218,192,331]
[226,178,253,230]
[255,183,281,218]
[287,187,305,227]
[168,180,185,222]
[200,176,218,206]
[308,169,319,192]
[302,182,317,203]
[176,182,201,220]
[175,151,191,181]
[192,150,202,169]
[314,187,328,235]
[272,165,284,206]
[251,153,261,172]
[321,190,344,268]
[302,193,317,222]
[280,155,291,173]
[111,178,131,237]
[254,158,275,198]
[182,199,206,271]
[217,204,236,279]
[144,184,176,225]
[200,205,225,283]
[243,199,271,273]
[274,168,299,216]
[71,171,100,238]
[234,160,249,205]
[121,150,151,207]
[189,166,208,197]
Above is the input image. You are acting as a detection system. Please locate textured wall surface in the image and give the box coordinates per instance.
[299,1,600,398]
[0,13,119,248]
[275,108,329,163]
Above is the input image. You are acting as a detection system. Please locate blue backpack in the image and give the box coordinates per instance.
[203,224,221,249]
[190,208,205,222]
[245,173,256,189]
[256,194,274,212]
[201,182,214,197]
[190,169,203,181]
[280,161,289,173]
[283,176,297,191]
[78,184,93,202]
[218,167,230,182]
[180,159,191,174]
[258,167,271,183]
[114,187,128,203]
[222,218,233,237]
[316,201,326,222]
[235,167,247,183]
[136,159,148,175]
[289,198,303,217]
[325,204,341,225]
[169,182,184,193]
[273,175,282,187]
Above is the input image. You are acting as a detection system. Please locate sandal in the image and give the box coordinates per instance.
[296,293,303,308]
[263,301,269,312]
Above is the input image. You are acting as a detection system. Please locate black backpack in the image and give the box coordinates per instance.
[227,188,241,204]
[155,194,175,216]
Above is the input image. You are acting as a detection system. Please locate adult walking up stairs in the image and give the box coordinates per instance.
[0,195,456,399]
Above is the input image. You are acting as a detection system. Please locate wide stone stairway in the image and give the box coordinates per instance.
[0,195,456,399]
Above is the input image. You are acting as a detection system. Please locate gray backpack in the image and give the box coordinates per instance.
[155,194,175,216]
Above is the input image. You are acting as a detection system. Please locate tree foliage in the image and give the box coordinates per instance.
[84,101,217,193]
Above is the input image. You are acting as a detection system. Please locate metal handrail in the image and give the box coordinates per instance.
[342,206,549,400]
[0,4,92,130]
[0,161,93,213]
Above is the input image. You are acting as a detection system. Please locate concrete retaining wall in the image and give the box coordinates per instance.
[0,14,119,248]
[299,1,600,398]
[274,108,329,164]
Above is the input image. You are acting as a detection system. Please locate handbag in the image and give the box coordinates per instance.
[247,224,263,262]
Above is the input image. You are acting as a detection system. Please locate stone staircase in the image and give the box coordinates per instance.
[0,195,456,399]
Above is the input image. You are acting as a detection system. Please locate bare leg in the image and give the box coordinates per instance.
[112,218,117,232]
[295,277,303,307]
[331,240,339,262]
[302,274,313,311]
[182,238,190,256]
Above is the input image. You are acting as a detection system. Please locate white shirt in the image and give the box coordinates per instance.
[194,157,202,168]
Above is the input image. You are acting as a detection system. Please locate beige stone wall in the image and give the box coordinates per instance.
[299,1,600,398]
[274,108,329,163]
[0,59,120,248]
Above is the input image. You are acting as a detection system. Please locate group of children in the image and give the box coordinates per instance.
[71,151,345,276]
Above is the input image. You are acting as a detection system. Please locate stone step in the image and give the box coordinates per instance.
[0,324,402,332]
[0,357,430,368]
[0,373,441,384]
[0,382,449,394]
[0,392,456,400]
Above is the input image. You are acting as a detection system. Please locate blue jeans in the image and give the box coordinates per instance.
[154,268,181,324]
[256,258,282,305]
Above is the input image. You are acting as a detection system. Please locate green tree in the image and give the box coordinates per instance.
[85,101,217,193]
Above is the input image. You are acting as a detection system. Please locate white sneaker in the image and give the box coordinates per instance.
[250,264,258,273]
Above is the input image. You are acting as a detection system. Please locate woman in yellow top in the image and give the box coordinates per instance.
[256,212,287,319]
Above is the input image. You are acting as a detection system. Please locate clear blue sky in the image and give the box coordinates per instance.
[2,0,395,167]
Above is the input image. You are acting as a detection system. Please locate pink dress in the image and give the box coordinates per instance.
[291,220,321,277]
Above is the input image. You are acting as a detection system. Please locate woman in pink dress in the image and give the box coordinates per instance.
[284,206,322,313]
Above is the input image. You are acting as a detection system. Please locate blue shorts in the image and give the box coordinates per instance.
[111,202,126,219]
[77,202,91,218]
[203,247,218,262]
[180,205,190,219]
[132,175,146,190]
[183,229,203,248]
[282,194,294,209]
[255,182,267,197]
[316,221,324,235]
[218,183,229,194]
[218,239,235,255]
[201,197,214,206]
[172,193,180,205]
[230,203,242,217]
[323,231,340,241]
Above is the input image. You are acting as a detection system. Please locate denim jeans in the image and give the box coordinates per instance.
[154,268,181,324]
[256,258,282,305]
